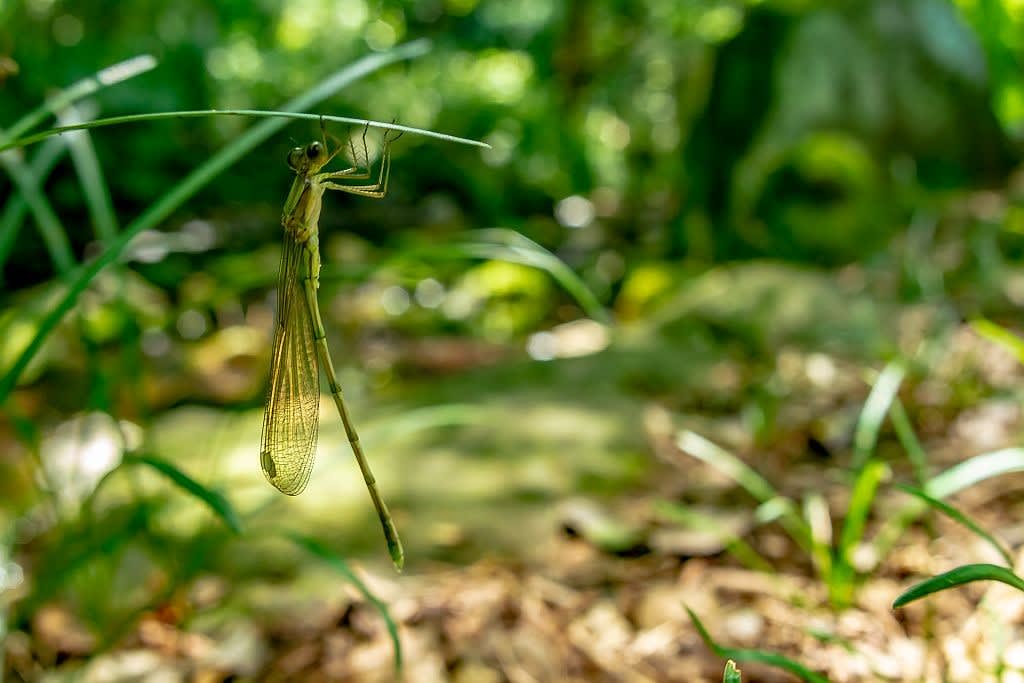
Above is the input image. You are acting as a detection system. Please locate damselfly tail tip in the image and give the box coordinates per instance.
[388,539,405,573]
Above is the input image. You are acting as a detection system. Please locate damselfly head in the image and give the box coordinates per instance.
[286,141,326,173]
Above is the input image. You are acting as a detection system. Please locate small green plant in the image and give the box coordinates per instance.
[663,361,906,609]
[890,319,1024,610]
[687,607,827,683]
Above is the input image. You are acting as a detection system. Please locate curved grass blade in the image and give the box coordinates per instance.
[971,319,1024,366]
[122,454,242,533]
[3,54,157,142]
[398,228,609,324]
[873,448,1024,559]
[686,606,828,683]
[889,397,929,485]
[0,108,489,153]
[677,430,777,501]
[928,448,1024,498]
[60,104,118,241]
[676,430,811,550]
[0,40,430,402]
[654,500,772,572]
[0,137,67,273]
[896,484,1013,566]
[893,563,1024,608]
[723,660,742,683]
[470,228,609,324]
[288,533,402,676]
[0,149,74,273]
[851,362,905,469]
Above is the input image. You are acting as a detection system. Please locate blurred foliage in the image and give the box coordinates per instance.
[2,0,1023,287]
[4,1,1024,678]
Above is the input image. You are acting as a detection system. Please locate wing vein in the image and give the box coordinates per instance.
[261,237,320,495]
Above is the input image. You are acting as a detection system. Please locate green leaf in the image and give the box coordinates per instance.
[723,660,742,683]
[655,500,772,572]
[0,40,430,401]
[676,430,778,503]
[398,228,610,324]
[893,563,1024,608]
[0,149,73,274]
[852,361,904,469]
[803,493,833,581]
[896,484,1013,567]
[830,459,888,607]
[59,105,119,242]
[0,137,67,274]
[121,454,242,534]
[873,447,1024,560]
[889,398,929,485]
[837,459,888,564]
[675,430,810,550]
[971,319,1024,366]
[288,534,402,677]
[686,606,828,683]
[927,448,1024,498]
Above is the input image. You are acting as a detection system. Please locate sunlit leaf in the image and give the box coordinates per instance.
[893,563,1024,608]
[896,484,1013,567]
[852,362,904,469]
[971,319,1024,366]
[122,454,242,534]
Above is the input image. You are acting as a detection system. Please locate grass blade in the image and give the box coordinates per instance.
[723,660,742,682]
[59,105,119,241]
[893,564,1024,608]
[654,501,773,572]
[831,459,888,607]
[971,319,1024,365]
[896,484,1013,566]
[122,453,242,534]
[803,493,833,581]
[676,429,811,550]
[0,136,67,273]
[2,54,157,142]
[288,533,402,676]
[873,448,1024,559]
[0,40,431,402]
[0,150,74,273]
[851,362,905,469]
[686,606,828,683]
[393,228,609,323]
[677,430,777,502]
[0,108,489,153]
[927,448,1024,498]
[889,398,929,485]
[475,229,609,323]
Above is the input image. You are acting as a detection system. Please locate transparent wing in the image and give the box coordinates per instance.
[260,237,320,495]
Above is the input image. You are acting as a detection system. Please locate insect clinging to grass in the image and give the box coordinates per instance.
[261,118,404,570]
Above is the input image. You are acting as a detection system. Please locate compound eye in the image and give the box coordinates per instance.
[307,142,322,159]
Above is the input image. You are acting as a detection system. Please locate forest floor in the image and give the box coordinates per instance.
[7,262,1024,682]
